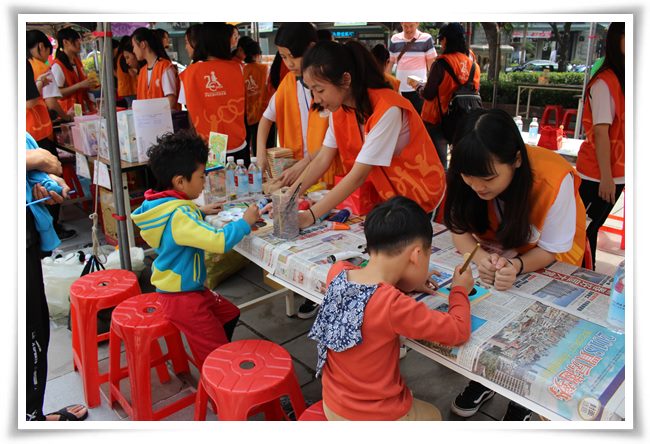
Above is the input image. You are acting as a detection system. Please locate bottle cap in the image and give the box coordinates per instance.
[227,156,235,162]
[251,157,257,162]
[236,159,244,165]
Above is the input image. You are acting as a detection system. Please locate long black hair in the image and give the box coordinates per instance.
[438,22,468,55]
[193,22,233,61]
[55,27,81,70]
[301,40,390,124]
[274,22,317,57]
[592,22,625,92]
[237,36,261,63]
[131,27,170,61]
[269,51,284,90]
[27,29,52,59]
[444,108,533,250]
[185,23,202,63]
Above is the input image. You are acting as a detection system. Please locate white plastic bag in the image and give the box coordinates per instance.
[104,247,146,276]
[41,253,86,320]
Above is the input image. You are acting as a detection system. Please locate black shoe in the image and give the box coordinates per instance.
[502,401,532,421]
[297,299,318,319]
[451,381,495,417]
[56,227,77,241]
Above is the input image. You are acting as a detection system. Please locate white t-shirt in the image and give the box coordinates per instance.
[148,64,178,98]
[51,63,95,103]
[262,79,312,157]
[493,173,577,253]
[322,106,411,167]
[40,71,62,99]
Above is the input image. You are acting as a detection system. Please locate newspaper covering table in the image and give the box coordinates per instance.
[234,216,625,421]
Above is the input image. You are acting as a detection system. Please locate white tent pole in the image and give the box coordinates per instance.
[575,22,597,139]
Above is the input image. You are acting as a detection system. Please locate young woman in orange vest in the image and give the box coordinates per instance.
[255,23,342,187]
[371,43,401,93]
[131,27,179,111]
[115,36,140,108]
[576,22,625,266]
[26,30,58,145]
[178,22,249,163]
[293,40,446,229]
[444,108,587,420]
[410,22,480,170]
[51,27,97,115]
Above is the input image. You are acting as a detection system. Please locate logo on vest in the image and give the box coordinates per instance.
[204,72,226,96]
[245,75,259,95]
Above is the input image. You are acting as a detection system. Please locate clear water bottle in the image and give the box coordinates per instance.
[225,156,237,201]
[607,260,625,331]
[528,117,539,143]
[235,159,249,198]
[514,115,523,134]
[248,157,263,197]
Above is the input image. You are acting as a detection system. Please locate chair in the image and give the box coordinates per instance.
[560,109,578,137]
[540,105,564,128]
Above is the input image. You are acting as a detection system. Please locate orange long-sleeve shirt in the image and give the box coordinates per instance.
[321,261,471,420]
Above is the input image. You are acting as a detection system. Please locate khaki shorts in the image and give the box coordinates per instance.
[322,398,442,421]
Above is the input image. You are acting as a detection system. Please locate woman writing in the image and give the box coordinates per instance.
[293,40,446,229]
[443,108,586,420]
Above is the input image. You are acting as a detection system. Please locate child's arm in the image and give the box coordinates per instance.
[170,206,255,254]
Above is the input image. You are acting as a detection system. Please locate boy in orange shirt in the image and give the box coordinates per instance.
[309,196,473,420]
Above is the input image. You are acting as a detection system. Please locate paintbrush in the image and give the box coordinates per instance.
[460,242,481,274]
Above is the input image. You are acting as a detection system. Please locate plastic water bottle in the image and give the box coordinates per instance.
[235,159,249,198]
[225,156,237,201]
[528,117,539,143]
[607,260,625,331]
[248,157,263,197]
[514,115,523,134]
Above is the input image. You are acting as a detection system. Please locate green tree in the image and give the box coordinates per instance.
[549,22,573,72]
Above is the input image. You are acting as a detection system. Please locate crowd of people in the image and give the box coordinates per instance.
[24,21,625,422]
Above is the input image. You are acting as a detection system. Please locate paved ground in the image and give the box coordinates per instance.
[41,197,626,422]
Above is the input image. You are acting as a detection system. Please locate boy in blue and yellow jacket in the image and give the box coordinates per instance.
[132,131,259,367]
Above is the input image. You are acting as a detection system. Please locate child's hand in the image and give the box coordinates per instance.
[242,204,260,226]
[199,202,222,215]
[452,264,474,293]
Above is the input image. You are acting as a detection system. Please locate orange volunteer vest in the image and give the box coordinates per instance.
[116,54,138,98]
[27,59,54,141]
[180,59,246,150]
[332,88,446,213]
[421,53,480,125]
[53,56,95,114]
[576,69,625,180]
[480,146,586,266]
[137,58,180,110]
[274,72,343,187]
[243,62,269,125]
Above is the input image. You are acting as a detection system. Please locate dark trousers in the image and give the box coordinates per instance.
[246,121,279,158]
[424,122,449,170]
[26,240,50,421]
[579,179,625,266]
[402,91,424,114]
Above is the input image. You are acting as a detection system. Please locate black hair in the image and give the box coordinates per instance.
[55,27,81,71]
[185,23,203,63]
[439,22,468,55]
[193,22,233,61]
[131,27,170,61]
[444,108,533,250]
[371,43,390,66]
[147,130,209,191]
[365,196,433,256]
[274,22,317,57]
[269,51,284,90]
[237,35,261,63]
[154,28,169,44]
[317,29,333,42]
[302,40,391,124]
[593,22,625,93]
[27,29,52,59]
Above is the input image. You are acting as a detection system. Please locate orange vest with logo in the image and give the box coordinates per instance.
[53,56,94,114]
[180,59,246,150]
[137,58,180,110]
[385,74,401,92]
[332,88,446,213]
[243,62,269,125]
[576,69,625,180]
[116,54,138,98]
[421,53,480,125]
[479,146,586,266]
[27,59,54,141]
[275,72,343,186]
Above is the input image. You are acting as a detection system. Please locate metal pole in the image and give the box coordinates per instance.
[575,22,597,139]
[491,24,501,109]
[98,22,132,270]
[251,22,259,42]
[522,23,528,64]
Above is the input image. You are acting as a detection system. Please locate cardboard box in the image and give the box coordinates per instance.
[334,175,381,216]
[98,186,145,246]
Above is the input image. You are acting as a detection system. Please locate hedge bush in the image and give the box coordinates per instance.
[479,72,586,109]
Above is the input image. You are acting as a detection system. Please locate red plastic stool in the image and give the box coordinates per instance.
[540,105,564,128]
[109,293,197,420]
[194,339,306,420]
[298,400,328,421]
[560,109,578,137]
[69,269,141,407]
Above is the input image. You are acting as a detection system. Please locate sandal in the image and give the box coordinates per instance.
[45,404,89,421]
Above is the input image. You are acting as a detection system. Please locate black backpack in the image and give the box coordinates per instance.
[436,59,482,142]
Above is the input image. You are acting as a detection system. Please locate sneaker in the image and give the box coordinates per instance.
[56,228,78,241]
[502,401,532,421]
[297,299,319,319]
[450,381,495,417]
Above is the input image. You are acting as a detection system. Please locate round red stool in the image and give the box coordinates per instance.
[298,400,328,421]
[194,339,306,420]
[69,269,141,407]
[109,293,197,420]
